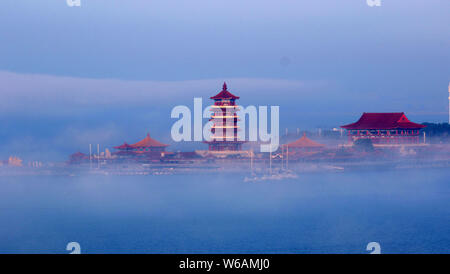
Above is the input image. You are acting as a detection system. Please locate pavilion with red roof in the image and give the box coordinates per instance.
[68,151,89,164]
[341,112,426,145]
[114,133,169,156]
[129,133,169,152]
[113,142,133,150]
[286,133,325,151]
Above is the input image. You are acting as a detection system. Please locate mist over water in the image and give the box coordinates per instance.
[0,168,448,254]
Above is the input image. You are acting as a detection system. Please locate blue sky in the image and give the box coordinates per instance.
[0,0,449,160]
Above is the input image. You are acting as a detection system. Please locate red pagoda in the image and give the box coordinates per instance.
[206,82,245,151]
[341,112,426,145]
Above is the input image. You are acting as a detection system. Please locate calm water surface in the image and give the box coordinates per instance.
[0,168,449,253]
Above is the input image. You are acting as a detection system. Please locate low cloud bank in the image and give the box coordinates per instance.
[0,71,314,116]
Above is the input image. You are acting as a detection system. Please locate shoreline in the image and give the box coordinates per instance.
[1,158,450,177]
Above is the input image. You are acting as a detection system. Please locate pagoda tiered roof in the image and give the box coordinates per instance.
[341,113,425,130]
[210,82,240,100]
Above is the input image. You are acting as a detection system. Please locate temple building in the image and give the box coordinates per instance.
[113,133,169,159]
[128,133,169,152]
[282,133,326,160]
[113,142,135,157]
[341,112,426,145]
[206,82,245,151]
[68,151,89,164]
[286,133,325,151]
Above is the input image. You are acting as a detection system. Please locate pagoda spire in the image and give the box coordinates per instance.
[210,82,239,100]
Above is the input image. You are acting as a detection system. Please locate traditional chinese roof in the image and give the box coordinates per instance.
[70,151,87,158]
[210,82,240,100]
[341,112,426,130]
[113,142,133,150]
[129,133,169,148]
[286,133,325,148]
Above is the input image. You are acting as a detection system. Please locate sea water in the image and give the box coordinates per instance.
[0,168,449,253]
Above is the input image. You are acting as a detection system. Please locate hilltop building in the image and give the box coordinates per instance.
[341,112,426,145]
